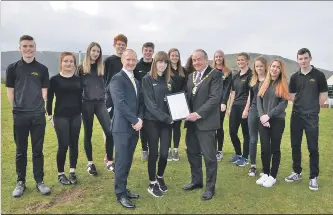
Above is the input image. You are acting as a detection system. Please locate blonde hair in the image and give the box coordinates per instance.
[149,51,171,83]
[250,56,268,87]
[212,50,231,78]
[80,42,104,76]
[258,59,291,100]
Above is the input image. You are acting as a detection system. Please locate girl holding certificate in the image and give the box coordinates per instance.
[167,48,187,161]
[142,51,174,198]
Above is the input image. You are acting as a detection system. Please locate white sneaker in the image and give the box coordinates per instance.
[263,176,277,188]
[256,174,269,185]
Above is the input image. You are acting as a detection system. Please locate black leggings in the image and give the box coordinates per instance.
[171,120,182,149]
[54,114,81,172]
[229,104,250,158]
[216,111,226,151]
[259,118,285,178]
[145,120,172,181]
[82,100,113,162]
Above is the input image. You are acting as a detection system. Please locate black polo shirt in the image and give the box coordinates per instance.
[231,68,252,106]
[289,66,328,115]
[6,58,49,114]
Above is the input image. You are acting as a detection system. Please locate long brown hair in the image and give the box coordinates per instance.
[168,48,185,77]
[81,42,104,76]
[250,56,268,87]
[149,51,171,83]
[212,50,231,78]
[59,52,77,71]
[185,54,195,74]
[258,59,291,100]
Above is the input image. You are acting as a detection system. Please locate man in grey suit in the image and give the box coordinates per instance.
[184,49,223,200]
[109,49,144,209]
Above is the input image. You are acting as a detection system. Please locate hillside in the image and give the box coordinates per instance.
[1,51,332,82]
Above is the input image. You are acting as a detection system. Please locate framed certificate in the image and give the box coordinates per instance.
[166,92,190,121]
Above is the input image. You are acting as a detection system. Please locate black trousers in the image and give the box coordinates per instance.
[13,112,46,183]
[258,118,285,178]
[140,125,149,151]
[229,104,250,158]
[82,100,113,161]
[216,111,226,151]
[113,130,138,198]
[171,120,182,149]
[145,120,172,181]
[54,114,81,173]
[290,112,319,179]
[186,122,217,191]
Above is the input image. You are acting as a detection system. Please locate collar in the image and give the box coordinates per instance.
[122,68,134,78]
[197,65,209,75]
[20,57,36,65]
[297,65,315,76]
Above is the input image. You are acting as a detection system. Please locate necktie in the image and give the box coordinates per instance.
[195,72,202,85]
[130,74,137,96]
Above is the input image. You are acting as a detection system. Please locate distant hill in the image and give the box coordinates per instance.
[1,51,332,82]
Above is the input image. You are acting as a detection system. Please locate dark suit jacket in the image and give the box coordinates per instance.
[109,70,144,133]
[185,65,223,131]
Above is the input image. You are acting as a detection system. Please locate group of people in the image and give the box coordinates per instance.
[6,34,328,210]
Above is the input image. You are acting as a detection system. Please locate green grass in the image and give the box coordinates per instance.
[1,83,333,214]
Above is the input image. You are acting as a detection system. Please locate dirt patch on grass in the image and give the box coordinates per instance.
[25,188,85,211]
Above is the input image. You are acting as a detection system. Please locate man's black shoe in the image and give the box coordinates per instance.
[117,196,135,209]
[183,183,203,191]
[127,189,140,199]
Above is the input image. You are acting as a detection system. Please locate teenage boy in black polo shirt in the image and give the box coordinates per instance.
[285,48,328,191]
[134,42,155,161]
[6,35,51,198]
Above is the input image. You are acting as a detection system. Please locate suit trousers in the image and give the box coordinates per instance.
[186,122,217,191]
[113,130,139,198]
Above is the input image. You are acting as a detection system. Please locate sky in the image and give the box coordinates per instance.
[1,1,333,70]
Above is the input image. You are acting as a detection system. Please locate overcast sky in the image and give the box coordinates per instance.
[1,1,333,70]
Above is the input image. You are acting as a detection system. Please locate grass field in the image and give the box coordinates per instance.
[1,83,333,214]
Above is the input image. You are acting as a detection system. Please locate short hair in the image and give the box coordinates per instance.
[19,35,34,43]
[297,48,312,58]
[114,34,128,45]
[193,49,208,60]
[142,42,155,50]
[237,52,250,61]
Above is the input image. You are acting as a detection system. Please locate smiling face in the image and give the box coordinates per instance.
[214,51,224,66]
[169,51,180,65]
[19,39,36,59]
[270,60,282,80]
[121,50,137,71]
[90,45,101,62]
[114,40,127,56]
[192,51,208,72]
[237,55,248,69]
[142,47,154,61]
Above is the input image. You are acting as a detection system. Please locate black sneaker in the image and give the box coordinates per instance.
[12,181,26,198]
[157,177,168,192]
[87,164,98,176]
[147,183,163,197]
[69,172,77,184]
[58,174,71,185]
[106,163,115,173]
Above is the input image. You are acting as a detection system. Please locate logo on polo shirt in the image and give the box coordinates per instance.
[309,78,316,82]
[31,72,39,76]
[241,79,246,83]
[139,70,143,73]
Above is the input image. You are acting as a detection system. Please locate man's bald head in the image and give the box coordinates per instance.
[122,49,138,71]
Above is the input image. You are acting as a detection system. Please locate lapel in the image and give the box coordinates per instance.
[121,70,137,101]
[193,65,213,98]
